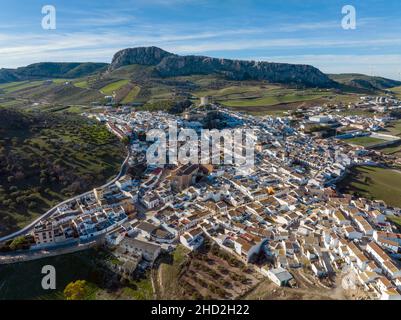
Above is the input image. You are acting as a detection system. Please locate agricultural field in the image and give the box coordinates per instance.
[193,84,360,115]
[122,86,141,103]
[383,120,401,137]
[338,166,401,208]
[344,136,386,147]
[155,242,263,300]
[195,86,324,107]
[387,215,401,231]
[100,80,130,95]
[73,80,89,89]
[0,81,45,94]
[375,142,401,155]
[0,69,364,114]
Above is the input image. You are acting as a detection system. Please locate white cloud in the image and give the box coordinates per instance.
[1,19,401,80]
[251,54,401,79]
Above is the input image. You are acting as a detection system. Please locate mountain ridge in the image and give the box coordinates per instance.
[328,73,401,91]
[108,46,335,88]
[1,47,400,94]
[0,62,108,84]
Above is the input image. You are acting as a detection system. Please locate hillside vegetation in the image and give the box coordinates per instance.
[1,47,401,112]
[338,166,401,208]
[0,108,125,237]
[328,73,401,92]
[0,62,108,84]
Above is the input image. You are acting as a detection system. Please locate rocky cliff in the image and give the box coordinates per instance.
[109,46,335,88]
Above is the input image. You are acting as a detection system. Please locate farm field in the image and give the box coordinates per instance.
[100,80,130,95]
[122,86,141,103]
[155,242,263,300]
[383,120,401,137]
[387,215,401,230]
[375,142,401,155]
[0,81,45,94]
[344,136,386,147]
[338,166,401,208]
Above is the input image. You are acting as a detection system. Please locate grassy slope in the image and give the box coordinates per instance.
[0,81,45,94]
[0,80,104,108]
[338,166,401,207]
[345,136,386,147]
[0,109,125,237]
[193,83,360,114]
[158,245,189,299]
[0,249,153,300]
[0,67,366,113]
[391,86,401,99]
[100,80,130,95]
[328,73,401,91]
[122,86,141,103]
[0,249,103,300]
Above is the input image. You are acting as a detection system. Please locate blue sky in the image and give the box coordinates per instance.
[1,0,401,79]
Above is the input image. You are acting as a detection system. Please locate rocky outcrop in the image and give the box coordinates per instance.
[110,46,175,69]
[109,46,335,88]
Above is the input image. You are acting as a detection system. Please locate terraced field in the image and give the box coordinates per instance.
[0,81,45,94]
[122,86,141,103]
[100,79,130,95]
[156,242,262,300]
[0,66,364,113]
[73,80,89,89]
[193,84,360,114]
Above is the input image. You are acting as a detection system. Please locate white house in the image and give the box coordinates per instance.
[262,266,293,287]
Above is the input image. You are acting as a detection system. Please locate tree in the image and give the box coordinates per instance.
[28,201,37,209]
[64,280,88,300]
[9,236,27,251]
[121,136,130,146]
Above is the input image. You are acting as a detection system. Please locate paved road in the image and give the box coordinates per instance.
[0,150,130,243]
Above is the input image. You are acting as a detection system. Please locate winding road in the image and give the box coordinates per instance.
[0,150,130,243]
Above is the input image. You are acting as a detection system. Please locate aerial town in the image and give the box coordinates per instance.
[2,92,401,300]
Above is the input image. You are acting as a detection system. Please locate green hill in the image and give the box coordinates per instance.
[1,48,399,112]
[0,62,108,84]
[328,73,401,92]
[0,108,125,237]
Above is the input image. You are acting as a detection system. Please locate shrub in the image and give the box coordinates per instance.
[64,280,89,300]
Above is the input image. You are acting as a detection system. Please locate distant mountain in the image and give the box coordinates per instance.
[3,47,401,109]
[328,73,401,91]
[109,46,335,88]
[0,62,108,84]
